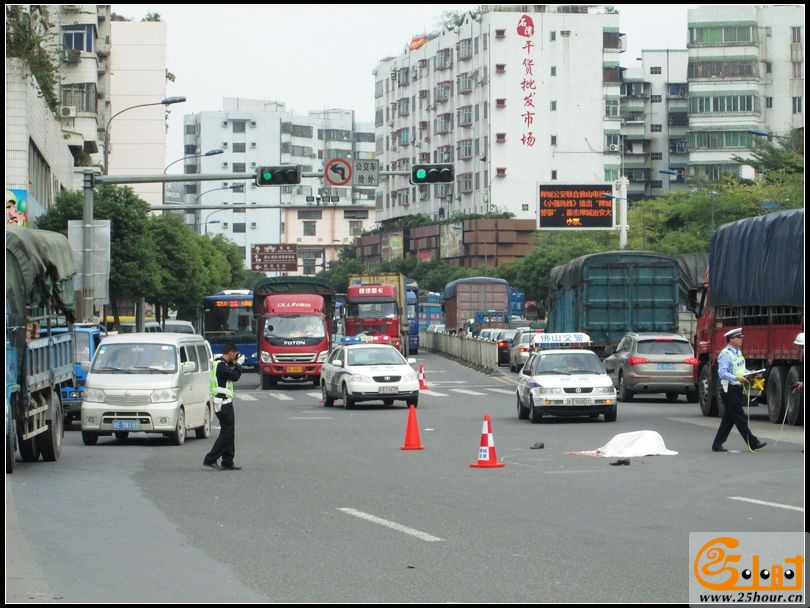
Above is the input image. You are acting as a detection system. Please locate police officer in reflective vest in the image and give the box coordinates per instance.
[712,328,767,453]
[204,343,244,470]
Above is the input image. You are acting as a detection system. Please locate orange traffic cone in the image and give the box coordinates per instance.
[418,363,429,390]
[401,404,424,450]
[469,414,505,468]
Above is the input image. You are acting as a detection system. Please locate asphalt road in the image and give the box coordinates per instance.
[5,351,805,603]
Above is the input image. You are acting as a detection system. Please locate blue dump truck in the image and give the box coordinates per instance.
[6,226,77,473]
[546,251,681,357]
[43,323,108,426]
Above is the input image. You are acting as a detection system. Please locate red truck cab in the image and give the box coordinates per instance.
[343,284,402,352]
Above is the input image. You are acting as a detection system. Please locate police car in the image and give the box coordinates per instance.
[515,333,617,423]
[319,336,420,409]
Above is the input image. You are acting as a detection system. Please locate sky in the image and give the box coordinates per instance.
[111,4,699,170]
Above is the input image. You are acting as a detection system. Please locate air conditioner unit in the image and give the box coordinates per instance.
[250,222,257,229]
[60,106,77,118]
[250,142,256,148]
[608,144,619,152]
[221,120,229,127]
[221,162,229,168]
[250,121,257,127]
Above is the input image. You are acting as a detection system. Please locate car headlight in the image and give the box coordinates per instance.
[150,388,179,403]
[593,386,616,395]
[401,370,418,382]
[260,350,272,363]
[317,350,328,363]
[84,387,106,402]
[350,373,373,383]
[531,386,564,395]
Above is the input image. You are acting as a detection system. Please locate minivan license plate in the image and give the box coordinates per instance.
[113,419,140,431]
[379,386,398,394]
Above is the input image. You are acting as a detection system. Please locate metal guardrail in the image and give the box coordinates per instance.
[419,331,500,371]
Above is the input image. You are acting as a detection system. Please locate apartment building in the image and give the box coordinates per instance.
[181,100,377,272]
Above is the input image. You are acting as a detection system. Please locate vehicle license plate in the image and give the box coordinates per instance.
[287,366,303,374]
[112,419,140,431]
[379,385,398,394]
[567,398,589,406]
[657,363,675,370]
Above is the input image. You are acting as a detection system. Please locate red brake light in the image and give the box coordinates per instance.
[628,356,649,366]
[498,341,508,347]
[684,357,698,365]
[653,337,674,342]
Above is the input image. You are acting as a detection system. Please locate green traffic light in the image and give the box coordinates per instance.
[261,170,273,182]
[415,168,427,181]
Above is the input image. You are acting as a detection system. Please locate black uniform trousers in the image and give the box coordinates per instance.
[205,402,235,467]
[713,385,759,449]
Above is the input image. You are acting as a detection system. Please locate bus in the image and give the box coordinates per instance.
[418,291,443,331]
[201,290,258,371]
[405,278,419,355]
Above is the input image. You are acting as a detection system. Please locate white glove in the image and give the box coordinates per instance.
[236,354,246,366]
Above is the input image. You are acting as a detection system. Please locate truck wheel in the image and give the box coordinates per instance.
[766,366,787,424]
[171,407,186,446]
[38,393,63,462]
[784,365,803,426]
[698,366,717,417]
[6,424,15,474]
[665,392,679,402]
[261,374,276,390]
[81,431,99,446]
[195,403,212,439]
[604,406,617,422]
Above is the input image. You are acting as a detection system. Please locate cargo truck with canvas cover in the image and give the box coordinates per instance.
[691,209,804,425]
[546,251,681,357]
[254,277,335,389]
[441,277,510,335]
[6,226,77,473]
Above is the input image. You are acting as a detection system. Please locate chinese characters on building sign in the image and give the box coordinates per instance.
[537,185,614,230]
[250,243,298,272]
[516,15,536,148]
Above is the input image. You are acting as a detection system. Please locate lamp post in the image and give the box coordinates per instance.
[196,184,239,234]
[203,213,225,236]
[601,176,629,249]
[86,95,185,323]
[102,96,186,175]
[162,148,223,206]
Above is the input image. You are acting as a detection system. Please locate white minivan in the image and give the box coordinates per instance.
[81,333,214,446]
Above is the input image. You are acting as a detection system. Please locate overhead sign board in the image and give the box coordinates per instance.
[251,243,298,272]
[537,184,614,230]
[352,159,380,187]
[324,158,352,187]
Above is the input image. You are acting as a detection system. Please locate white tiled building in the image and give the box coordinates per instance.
[181,100,377,272]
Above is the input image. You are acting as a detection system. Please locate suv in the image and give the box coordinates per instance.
[602,332,698,402]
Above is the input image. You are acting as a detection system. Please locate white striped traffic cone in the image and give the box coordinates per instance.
[418,363,428,390]
[470,414,505,468]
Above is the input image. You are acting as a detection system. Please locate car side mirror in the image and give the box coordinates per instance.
[333,359,343,367]
[407,357,416,364]
[182,361,197,373]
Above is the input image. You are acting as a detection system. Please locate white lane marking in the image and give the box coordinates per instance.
[337,508,444,542]
[419,390,449,396]
[265,393,294,401]
[450,388,487,396]
[289,417,333,420]
[487,388,516,395]
[729,496,804,512]
[306,392,322,399]
[238,394,258,401]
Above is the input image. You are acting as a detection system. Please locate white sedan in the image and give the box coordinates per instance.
[515,348,617,423]
[320,339,419,409]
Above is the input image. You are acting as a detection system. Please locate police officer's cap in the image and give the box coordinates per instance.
[724,327,744,340]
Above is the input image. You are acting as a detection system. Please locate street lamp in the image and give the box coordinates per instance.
[162,148,224,206]
[102,96,186,175]
[196,184,239,234]
[204,213,225,236]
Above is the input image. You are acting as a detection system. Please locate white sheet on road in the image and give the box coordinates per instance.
[564,430,678,457]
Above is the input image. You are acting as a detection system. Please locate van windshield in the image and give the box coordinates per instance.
[92,344,177,373]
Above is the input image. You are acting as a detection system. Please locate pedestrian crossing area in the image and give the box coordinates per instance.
[238,384,516,402]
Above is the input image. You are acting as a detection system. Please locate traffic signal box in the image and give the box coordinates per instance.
[410,163,454,185]
[256,165,302,186]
